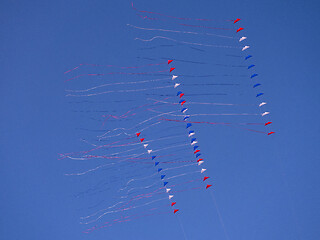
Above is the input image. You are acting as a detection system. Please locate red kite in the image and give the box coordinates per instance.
[268,132,275,135]
[171,202,176,206]
[265,122,272,126]
[234,18,240,24]
[140,138,145,142]
[236,27,244,33]
[136,132,141,137]
[174,209,179,214]
[168,60,173,64]
[203,176,209,181]
[170,67,175,72]
[206,184,212,189]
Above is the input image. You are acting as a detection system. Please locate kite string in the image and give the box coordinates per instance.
[209,191,230,240]
[135,36,239,49]
[64,62,167,74]
[127,23,234,39]
[176,214,188,240]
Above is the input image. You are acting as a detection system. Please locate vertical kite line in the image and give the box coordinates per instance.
[210,191,230,240]
[176,214,188,240]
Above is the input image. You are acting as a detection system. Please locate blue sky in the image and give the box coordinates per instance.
[1,0,320,239]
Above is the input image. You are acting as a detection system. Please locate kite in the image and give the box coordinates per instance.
[62,4,275,235]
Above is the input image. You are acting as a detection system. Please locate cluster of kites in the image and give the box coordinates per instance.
[61,3,274,234]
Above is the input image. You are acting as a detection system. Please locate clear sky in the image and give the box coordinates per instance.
[1,0,320,239]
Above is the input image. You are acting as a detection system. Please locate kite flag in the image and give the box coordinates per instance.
[179,100,186,106]
[172,75,178,80]
[236,27,244,32]
[181,108,188,113]
[188,131,195,137]
[259,102,267,107]
[191,140,198,145]
[234,18,241,24]
[242,46,250,51]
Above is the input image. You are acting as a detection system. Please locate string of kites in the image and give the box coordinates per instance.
[132,18,274,215]
[63,6,276,231]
